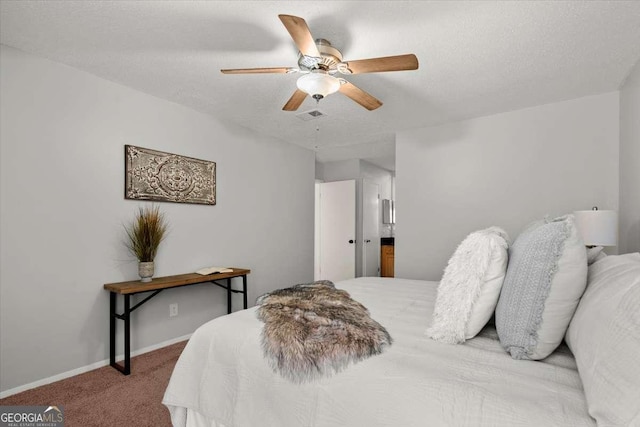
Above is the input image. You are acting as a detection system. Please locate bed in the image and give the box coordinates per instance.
[163,277,593,426]
[163,214,640,427]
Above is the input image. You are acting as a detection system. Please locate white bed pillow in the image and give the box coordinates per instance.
[565,253,640,426]
[426,226,509,344]
[495,215,587,360]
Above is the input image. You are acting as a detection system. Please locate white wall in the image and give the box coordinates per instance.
[319,158,394,201]
[319,159,361,182]
[620,60,640,254]
[0,45,315,393]
[315,160,325,181]
[360,161,393,202]
[396,92,620,280]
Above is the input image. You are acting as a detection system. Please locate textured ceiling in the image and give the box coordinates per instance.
[2,1,640,170]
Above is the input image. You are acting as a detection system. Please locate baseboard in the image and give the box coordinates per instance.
[0,333,192,399]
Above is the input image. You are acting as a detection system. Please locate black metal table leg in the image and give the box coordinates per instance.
[242,275,248,309]
[109,293,131,375]
[109,292,116,368]
[109,289,165,375]
[124,294,131,375]
[226,278,232,314]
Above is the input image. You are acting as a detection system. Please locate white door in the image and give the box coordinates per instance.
[362,180,380,277]
[318,180,356,281]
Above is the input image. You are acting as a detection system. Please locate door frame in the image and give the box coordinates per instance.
[361,179,380,277]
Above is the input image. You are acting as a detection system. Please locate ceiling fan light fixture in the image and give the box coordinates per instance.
[296,72,341,100]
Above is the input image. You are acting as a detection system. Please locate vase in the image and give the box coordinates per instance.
[138,261,154,282]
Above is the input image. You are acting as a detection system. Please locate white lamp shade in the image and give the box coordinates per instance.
[573,209,618,246]
[296,73,340,98]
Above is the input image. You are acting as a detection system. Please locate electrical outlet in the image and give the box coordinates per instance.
[169,303,178,317]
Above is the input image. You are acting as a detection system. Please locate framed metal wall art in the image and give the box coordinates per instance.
[125,145,216,205]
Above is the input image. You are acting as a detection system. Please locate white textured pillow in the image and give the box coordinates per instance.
[496,215,587,360]
[426,226,509,344]
[565,253,640,426]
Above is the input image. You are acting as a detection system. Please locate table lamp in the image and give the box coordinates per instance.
[573,207,618,264]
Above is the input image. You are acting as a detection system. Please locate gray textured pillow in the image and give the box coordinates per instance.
[495,215,587,360]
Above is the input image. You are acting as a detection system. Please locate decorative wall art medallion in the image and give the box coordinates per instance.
[125,145,216,205]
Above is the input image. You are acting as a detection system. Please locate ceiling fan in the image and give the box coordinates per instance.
[221,14,419,111]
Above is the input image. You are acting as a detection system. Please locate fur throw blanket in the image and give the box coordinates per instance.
[255,280,392,383]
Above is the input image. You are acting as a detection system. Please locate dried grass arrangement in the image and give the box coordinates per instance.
[124,205,168,262]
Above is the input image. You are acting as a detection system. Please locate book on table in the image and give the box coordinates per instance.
[195,266,234,275]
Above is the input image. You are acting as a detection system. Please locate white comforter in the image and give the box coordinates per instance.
[163,277,593,427]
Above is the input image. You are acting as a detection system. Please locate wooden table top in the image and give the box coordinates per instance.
[104,268,251,294]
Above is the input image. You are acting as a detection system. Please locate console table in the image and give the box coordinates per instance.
[104,268,250,375]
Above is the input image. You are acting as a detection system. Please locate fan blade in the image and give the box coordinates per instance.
[341,54,418,74]
[282,89,308,111]
[221,67,294,74]
[339,82,382,111]
[278,15,321,58]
